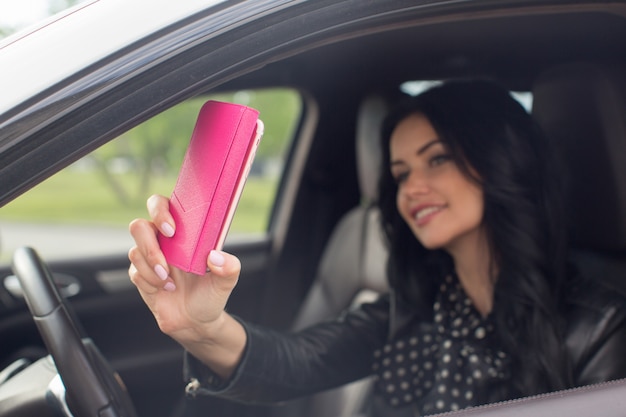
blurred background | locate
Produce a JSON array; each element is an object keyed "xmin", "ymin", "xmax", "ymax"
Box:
[{"xmin": 0, "ymin": 1, "xmax": 301, "ymax": 263}]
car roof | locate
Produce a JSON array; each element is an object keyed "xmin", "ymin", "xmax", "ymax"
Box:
[{"xmin": 0, "ymin": 0, "xmax": 226, "ymax": 113}]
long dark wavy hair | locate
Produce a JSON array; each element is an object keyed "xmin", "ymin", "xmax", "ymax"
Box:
[{"xmin": 377, "ymin": 80, "xmax": 573, "ymax": 398}]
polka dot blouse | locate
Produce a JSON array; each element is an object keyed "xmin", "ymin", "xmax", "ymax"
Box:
[{"xmin": 372, "ymin": 275, "xmax": 510, "ymax": 415}]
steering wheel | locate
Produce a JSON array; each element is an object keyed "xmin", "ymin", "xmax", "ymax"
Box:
[{"xmin": 11, "ymin": 246, "xmax": 138, "ymax": 417}]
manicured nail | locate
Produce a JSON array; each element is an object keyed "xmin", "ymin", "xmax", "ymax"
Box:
[
  {"xmin": 209, "ymin": 250, "xmax": 225, "ymax": 267},
  {"xmin": 163, "ymin": 282, "xmax": 176, "ymax": 292},
  {"xmin": 155, "ymin": 264, "xmax": 168, "ymax": 280},
  {"xmin": 161, "ymin": 222, "xmax": 175, "ymax": 237}
]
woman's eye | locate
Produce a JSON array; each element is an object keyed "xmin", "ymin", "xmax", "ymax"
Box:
[
  {"xmin": 392, "ymin": 171, "xmax": 408, "ymax": 184},
  {"xmin": 429, "ymin": 154, "xmax": 451, "ymax": 167}
]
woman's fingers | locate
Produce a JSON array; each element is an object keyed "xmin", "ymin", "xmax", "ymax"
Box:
[
  {"xmin": 206, "ymin": 250, "xmax": 241, "ymax": 294},
  {"xmin": 128, "ymin": 244, "xmax": 171, "ymax": 289},
  {"xmin": 128, "ymin": 217, "xmax": 175, "ymax": 291},
  {"xmin": 128, "ymin": 196, "xmax": 244, "ymax": 342},
  {"xmin": 128, "ymin": 262, "xmax": 159, "ymax": 295},
  {"xmin": 150, "ymin": 250, "xmax": 242, "ymax": 337},
  {"xmin": 129, "ymin": 217, "xmax": 165, "ymax": 265},
  {"xmin": 147, "ymin": 194, "xmax": 175, "ymax": 237}
]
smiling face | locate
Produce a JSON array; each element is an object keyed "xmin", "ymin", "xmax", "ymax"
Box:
[{"xmin": 390, "ymin": 112, "xmax": 485, "ymax": 253}]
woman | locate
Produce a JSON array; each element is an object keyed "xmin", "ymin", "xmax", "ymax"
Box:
[{"xmin": 128, "ymin": 80, "xmax": 626, "ymax": 416}]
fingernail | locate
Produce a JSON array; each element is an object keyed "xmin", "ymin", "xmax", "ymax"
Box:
[
  {"xmin": 161, "ymin": 222, "xmax": 175, "ymax": 237},
  {"xmin": 164, "ymin": 282, "xmax": 176, "ymax": 292},
  {"xmin": 155, "ymin": 264, "xmax": 168, "ymax": 280},
  {"xmin": 209, "ymin": 250, "xmax": 225, "ymax": 267}
]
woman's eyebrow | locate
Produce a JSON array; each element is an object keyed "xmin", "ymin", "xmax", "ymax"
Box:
[
  {"xmin": 390, "ymin": 160, "xmax": 406, "ymax": 169},
  {"xmin": 417, "ymin": 139, "xmax": 441, "ymax": 155},
  {"xmin": 390, "ymin": 139, "xmax": 442, "ymax": 166}
]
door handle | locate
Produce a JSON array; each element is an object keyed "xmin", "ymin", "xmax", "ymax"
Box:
[{"xmin": 4, "ymin": 272, "xmax": 81, "ymax": 299}]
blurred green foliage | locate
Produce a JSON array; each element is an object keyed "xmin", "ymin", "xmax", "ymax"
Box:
[
  {"xmin": 92, "ymin": 89, "xmax": 300, "ymax": 205},
  {"xmin": 0, "ymin": 88, "xmax": 301, "ymax": 233},
  {"xmin": 0, "ymin": 0, "xmax": 86, "ymax": 40}
]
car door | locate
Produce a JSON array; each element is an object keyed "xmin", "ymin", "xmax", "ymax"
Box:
[{"xmin": 0, "ymin": 85, "xmax": 306, "ymax": 417}]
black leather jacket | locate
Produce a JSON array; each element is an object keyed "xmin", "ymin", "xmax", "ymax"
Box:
[{"xmin": 184, "ymin": 281, "xmax": 626, "ymax": 412}]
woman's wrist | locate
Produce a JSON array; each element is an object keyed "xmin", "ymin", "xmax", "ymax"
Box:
[{"xmin": 181, "ymin": 313, "xmax": 247, "ymax": 380}]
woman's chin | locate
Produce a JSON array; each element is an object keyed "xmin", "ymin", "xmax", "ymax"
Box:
[{"xmin": 414, "ymin": 235, "xmax": 446, "ymax": 250}]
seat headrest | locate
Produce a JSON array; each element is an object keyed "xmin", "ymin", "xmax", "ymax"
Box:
[
  {"xmin": 355, "ymin": 95, "xmax": 389, "ymax": 204},
  {"xmin": 532, "ymin": 62, "xmax": 626, "ymax": 252}
]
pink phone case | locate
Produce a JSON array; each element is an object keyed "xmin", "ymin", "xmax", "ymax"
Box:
[{"xmin": 158, "ymin": 100, "xmax": 263, "ymax": 275}]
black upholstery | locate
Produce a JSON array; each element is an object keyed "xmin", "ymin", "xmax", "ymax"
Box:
[
  {"xmin": 532, "ymin": 62, "xmax": 626, "ymax": 252},
  {"xmin": 532, "ymin": 62, "xmax": 626, "ymax": 294}
]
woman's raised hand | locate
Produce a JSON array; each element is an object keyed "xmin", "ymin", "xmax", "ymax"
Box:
[{"xmin": 128, "ymin": 195, "xmax": 245, "ymax": 364}]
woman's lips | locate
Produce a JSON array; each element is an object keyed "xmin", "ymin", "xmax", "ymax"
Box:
[{"xmin": 412, "ymin": 205, "xmax": 445, "ymax": 226}]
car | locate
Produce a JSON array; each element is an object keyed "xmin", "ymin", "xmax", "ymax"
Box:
[{"xmin": 0, "ymin": 0, "xmax": 625, "ymax": 416}]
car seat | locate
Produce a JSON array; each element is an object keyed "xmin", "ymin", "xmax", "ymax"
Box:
[
  {"xmin": 273, "ymin": 95, "xmax": 391, "ymax": 417},
  {"xmin": 531, "ymin": 62, "xmax": 626, "ymax": 291},
  {"xmin": 292, "ymin": 95, "xmax": 390, "ymax": 329}
]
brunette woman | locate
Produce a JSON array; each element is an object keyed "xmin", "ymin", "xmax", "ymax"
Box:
[{"xmin": 128, "ymin": 80, "xmax": 626, "ymax": 416}]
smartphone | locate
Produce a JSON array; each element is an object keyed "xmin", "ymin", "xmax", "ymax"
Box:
[{"xmin": 158, "ymin": 100, "xmax": 263, "ymax": 275}]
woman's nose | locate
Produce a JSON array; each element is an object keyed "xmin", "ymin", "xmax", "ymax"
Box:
[{"xmin": 400, "ymin": 171, "xmax": 430, "ymax": 196}]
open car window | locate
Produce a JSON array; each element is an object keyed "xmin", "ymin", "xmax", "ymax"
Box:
[{"xmin": 0, "ymin": 88, "xmax": 302, "ymax": 264}]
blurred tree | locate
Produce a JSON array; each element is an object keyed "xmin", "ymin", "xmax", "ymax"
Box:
[
  {"xmin": 0, "ymin": 0, "xmax": 86, "ymax": 39},
  {"xmin": 49, "ymin": 0, "xmax": 84, "ymax": 14},
  {"xmin": 90, "ymin": 89, "xmax": 301, "ymax": 207}
]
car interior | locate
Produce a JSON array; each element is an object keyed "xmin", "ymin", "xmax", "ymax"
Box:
[
  {"xmin": 1, "ymin": 2, "xmax": 626, "ymax": 417},
  {"xmin": 189, "ymin": 9, "xmax": 626, "ymax": 416},
  {"xmin": 270, "ymin": 61, "xmax": 626, "ymax": 417}
]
